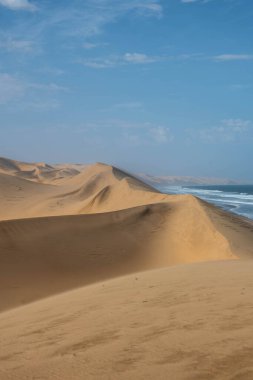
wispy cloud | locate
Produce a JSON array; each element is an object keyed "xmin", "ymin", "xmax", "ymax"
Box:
[
  {"xmin": 28, "ymin": 82, "xmax": 68, "ymax": 92},
  {"xmin": 109, "ymin": 102, "xmax": 143, "ymax": 110},
  {"xmin": 124, "ymin": 53, "xmax": 159, "ymax": 64},
  {"xmin": 214, "ymin": 54, "xmax": 253, "ymax": 62},
  {"xmin": 75, "ymin": 118, "xmax": 173, "ymax": 144},
  {"xmin": 221, "ymin": 118, "xmax": 250, "ymax": 132},
  {"xmin": 119, "ymin": 1, "xmax": 162, "ymax": 17},
  {"xmin": 17, "ymin": 99, "xmax": 60, "ymax": 110},
  {"xmin": 79, "ymin": 57, "xmax": 116, "ymax": 69},
  {"xmin": 99, "ymin": 101, "xmax": 143, "ymax": 115},
  {"xmin": 122, "ymin": 125, "xmax": 174, "ymax": 146},
  {"xmin": 0, "ymin": 0, "xmax": 163, "ymax": 59},
  {"xmin": 0, "ymin": 38, "xmax": 34, "ymax": 52},
  {"xmin": 0, "ymin": 73, "xmax": 24, "ymax": 104},
  {"xmin": 0, "ymin": 72, "xmax": 67, "ymax": 106},
  {"xmin": 0, "ymin": 0, "xmax": 36, "ymax": 11},
  {"xmin": 79, "ymin": 52, "xmax": 163, "ymax": 69},
  {"xmin": 196, "ymin": 119, "xmax": 251, "ymax": 142},
  {"xmin": 181, "ymin": 0, "xmax": 199, "ymax": 3},
  {"xmin": 82, "ymin": 41, "xmax": 109, "ymax": 50},
  {"xmin": 181, "ymin": 0, "xmax": 211, "ymax": 3},
  {"xmin": 64, "ymin": 118, "xmax": 173, "ymax": 147},
  {"xmin": 174, "ymin": 52, "xmax": 253, "ymax": 63},
  {"xmin": 42, "ymin": 1, "xmax": 162, "ymax": 38},
  {"xmin": 78, "ymin": 50, "xmax": 253, "ymax": 69},
  {"xmin": 149, "ymin": 126, "xmax": 173, "ymax": 143}
]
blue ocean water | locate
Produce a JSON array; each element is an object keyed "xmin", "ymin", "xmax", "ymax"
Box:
[{"xmin": 157, "ymin": 184, "xmax": 253, "ymax": 221}]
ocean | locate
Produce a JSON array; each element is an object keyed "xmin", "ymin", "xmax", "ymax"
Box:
[{"xmin": 157, "ymin": 184, "xmax": 253, "ymax": 221}]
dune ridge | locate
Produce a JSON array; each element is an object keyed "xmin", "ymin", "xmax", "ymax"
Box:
[
  {"xmin": 1, "ymin": 156, "xmax": 253, "ymax": 379},
  {"xmin": 0, "ymin": 158, "xmax": 166, "ymax": 220}
]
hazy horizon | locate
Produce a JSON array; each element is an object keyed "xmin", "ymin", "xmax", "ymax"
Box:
[{"xmin": 0, "ymin": 0, "xmax": 252, "ymax": 181}]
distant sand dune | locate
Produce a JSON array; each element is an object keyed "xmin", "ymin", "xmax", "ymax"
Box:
[{"xmin": 0, "ymin": 159, "xmax": 165, "ymax": 220}]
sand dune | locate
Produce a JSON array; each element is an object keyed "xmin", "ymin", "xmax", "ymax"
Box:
[
  {"xmin": 0, "ymin": 158, "xmax": 166, "ymax": 220},
  {"xmin": 1, "ymin": 156, "xmax": 253, "ymax": 379},
  {"xmin": 0, "ymin": 204, "xmax": 167, "ymax": 311},
  {"xmin": 0, "ymin": 156, "xmax": 82, "ymax": 184},
  {"xmin": 1, "ymin": 193, "xmax": 253, "ymax": 312},
  {"xmin": 1, "ymin": 260, "xmax": 253, "ymax": 380}
]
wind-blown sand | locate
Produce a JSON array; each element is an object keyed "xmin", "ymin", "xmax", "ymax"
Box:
[{"xmin": 1, "ymin": 156, "xmax": 253, "ymax": 379}]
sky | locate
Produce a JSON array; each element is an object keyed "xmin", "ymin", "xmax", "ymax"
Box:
[{"xmin": 0, "ymin": 0, "xmax": 252, "ymax": 180}]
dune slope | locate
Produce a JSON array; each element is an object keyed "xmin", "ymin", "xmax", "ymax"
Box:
[
  {"xmin": 0, "ymin": 203, "xmax": 167, "ymax": 311},
  {"xmin": 1, "ymin": 260, "xmax": 253, "ymax": 380},
  {"xmin": 1, "ymin": 194, "xmax": 253, "ymax": 312}
]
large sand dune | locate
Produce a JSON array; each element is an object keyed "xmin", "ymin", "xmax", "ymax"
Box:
[
  {"xmin": 1, "ymin": 194, "xmax": 253, "ymax": 312},
  {"xmin": 1, "ymin": 156, "xmax": 253, "ymax": 379},
  {"xmin": 0, "ymin": 158, "xmax": 166, "ymax": 220}
]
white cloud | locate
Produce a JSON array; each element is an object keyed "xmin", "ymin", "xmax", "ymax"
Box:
[
  {"xmin": 0, "ymin": 72, "xmax": 67, "ymax": 106},
  {"xmin": 28, "ymin": 82, "xmax": 68, "ymax": 92},
  {"xmin": 79, "ymin": 57, "xmax": 117, "ymax": 69},
  {"xmin": 124, "ymin": 53, "xmax": 158, "ymax": 64},
  {"xmin": 79, "ymin": 52, "xmax": 161, "ymax": 69},
  {"xmin": 176, "ymin": 53, "xmax": 253, "ymax": 63},
  {"xmin": 197, "ymin": 119, "xmax": 251, "ymax": 143},
  {"xmin": 0, "ymin": 38, "xmax": 34, "ymax": 52},
  {"xmin": 121, "ymin": 123, "xmax": 173, "ymax": 145},
  {"xmin": 181, "ymin": 0, "xmax": 211, "ymax": 3},
  {"xmin": 123, "ymin": 132, "xmax": 143, "ymax": 146},
  {"xmin": 0, "ymin": 73, "xmax": 24, "ymax": 104},
  {"xmin": 221, "ymin": 118, "xmax": 250, "ymax": 132},
  {"xmin": 79, "ymin": 51, "xmax": 253, "ymax": 70},
  {"xmin": 140, "ymin": 3, "xmax": 162, "ymax": 13},
  {"xmin": 58, "ymin": 118, "xmax": 174, "ymax": 146},
  {"xmin": 18, "ymin": 99, "xmax": 60, "ymax": 110},
  {"xmin": 175, "ymin": 52, "xmax": 253, "ymax": 63},
  {"xmin": 214, "ymin": 54, "xmax": 253, "ymax": 62},
  {"xmin": 82, "ymin": 42, "xmax": 98, "ymax": 50},
  {"xmin": 0, "ymin": 0, "xmax": 36, "ymax": 11},
  {"xmin": 0, "ymin": 0, "xmax": 163, "ymax": 61},
  {"xmin": 43, "ymin": 1, "xmax": 162, "ymax": 39},
  {"xmin": 149, "ymin": 126, "xmax": 173, "ymax": 143},
  {"xmin": 111, "ymin": 1, "xmax": 162, "ymax": 16}
]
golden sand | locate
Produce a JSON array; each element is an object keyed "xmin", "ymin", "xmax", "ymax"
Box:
[{"xmin": 0, "ymin": 156, "xmax": 253, "ymax": 379}]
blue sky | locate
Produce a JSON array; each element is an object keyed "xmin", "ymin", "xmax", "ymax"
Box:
[{"xmin": 0, "ymin": 0, "xmax": 252, "ymax": 180}]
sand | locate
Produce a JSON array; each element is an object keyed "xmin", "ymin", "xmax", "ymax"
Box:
[
  {"xmin": 0, "ymin": 156, "xmax": 253, "ymax": 379},
  {"xmin": 1, "ymin": 261, "xmax": 253, "ymax": 380}
]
